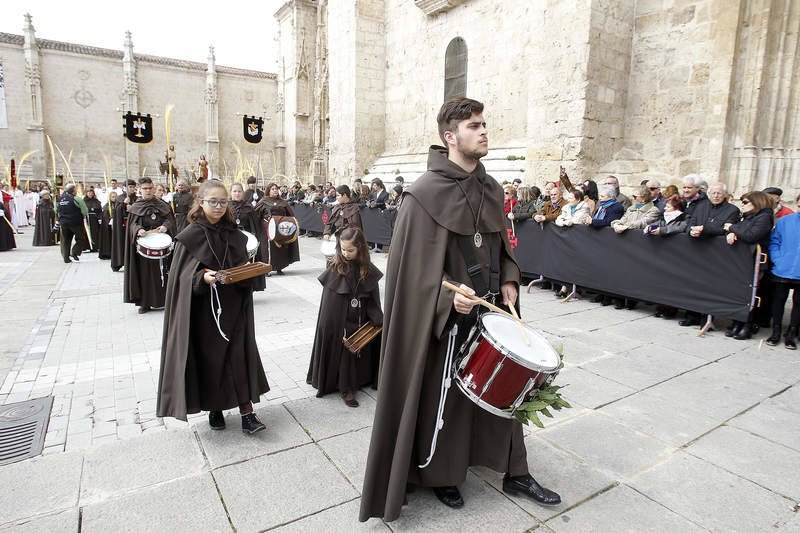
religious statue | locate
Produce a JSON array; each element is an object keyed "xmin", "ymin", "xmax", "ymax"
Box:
[
  {"xmin": 198, "ymin": 154, "xmax": 209, "ymax": 182},
  {"xmin": 158, "ymin": 145, "xmax": 179, "ymax": 178}
]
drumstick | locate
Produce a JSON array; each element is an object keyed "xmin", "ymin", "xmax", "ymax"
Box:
[
  {"xmin": 442, "ymin": 280, "xmax": 526, "ymax": 327},
  {"xmin": 506, "ymin": 300, "xmax": 531, "ymax": 346}
]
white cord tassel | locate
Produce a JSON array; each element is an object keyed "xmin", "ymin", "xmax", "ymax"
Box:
[
  {"xmin": 159, "ymin": 258, "xmax": 165, "ymax": 287},
  {"xmin": 419, "ymin": 323, "xmax": 458, "ymax": 469},
  {"xmin": 210, "ymin": 282, "xmax": 229, "ymax": 342}
]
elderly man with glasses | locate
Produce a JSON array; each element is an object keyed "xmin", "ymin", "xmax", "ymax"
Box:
[
  {"xmin": 604, "ymin": 176, "xmax": 631, "ymax": 209},
  {"xmin": 646, "ymin": 179, "xmax": 666, "ymax": 212}
]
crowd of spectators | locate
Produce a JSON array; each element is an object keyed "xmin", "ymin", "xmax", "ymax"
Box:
[{"xmin": 505, "ymin": 174, "xmax": 800, "ymax": 349}]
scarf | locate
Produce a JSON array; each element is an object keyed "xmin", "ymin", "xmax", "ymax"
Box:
[
  {"xmin": 664, "ymin": 210, "xmax": 683, "ymax": 224},
  {"xmin": 593, "ymin": 199, "xmax": 617, "ymax": 220}
]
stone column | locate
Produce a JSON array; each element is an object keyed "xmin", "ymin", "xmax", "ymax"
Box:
[
  {"xmin": 122, "ymin": 31, "xmax": 140, "ymax": 179},
  {"xmin": 205, "ymin": 46, "xmax": 220, "ymax": 177},
  {"xmin": 23, "ymin": 14, "xmax": 46, "ymax": 179},
  {"xmin": 311, "ymin": 0, "xmax": 329, "ymax": 181}
]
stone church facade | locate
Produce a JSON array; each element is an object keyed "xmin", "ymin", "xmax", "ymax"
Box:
[{"xmin": 277, "ymin": 0, "xmax": 799, "ymax": 197}]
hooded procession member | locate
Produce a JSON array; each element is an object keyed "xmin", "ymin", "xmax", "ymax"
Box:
[
  {"xmin": 0, "ymin": 198, "xmax": 15, "ymax": 251},
  {"xmin": 123, "ymin": 177, "xmax": 177, "ymax": 313},
  {"xmin": 111, "ymin": 179, "xmax": 137, "ymax": 272},
  {"xmin": 257, "ymin": 183, "xmax": 300, "ymax": 275},
  {"xmin": 32, "ymin": 191, "xmax": 56, "ymax": 247},
  {"xmin": 359, "ymin": 98, "xmax": 560, "ymax": 523},
  {"xmin": 98, "ymin": 191, "xmax": 116, "ymax": 259},
  {"xmin": 83, "ymin": 187, "xmax": 102, "ymax": 252},
  {"xmin": 307, "ymin": 227, "xmax": 382, "ymax": 407},
  {"xmin": 172, "ymin": 179, "xmax": 194, "ymax": 234},
  {"xmin": 323, "ymin": 185, "xmax": 364, "ymax": 241},
  {"xmin": 229, "ymin": 182, "xmax": 268, "ymax": 291},
  {"xmin": 157, "ymin": 180, "xmax": 269, "ymax": 434}
]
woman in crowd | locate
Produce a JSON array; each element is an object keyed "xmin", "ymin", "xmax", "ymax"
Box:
[
  {"xmin": 98, "ymin": 191, "xmax": 116, "ymax": 260},
  {"xmin": 230, "ymin": 183, "xmax": 268, "ymax": 291},
  {"xmin": 83, "ymin": 187, "xmax": 102, "ymax": 252},
  {"xmin": 555, "ymin": 189, "xmax": 591, "ymax": 227},
  {"xmin": 258, "ymin": 182, "xmax": 301, "ymax": 275},
  {"xmin": 583, "ymin": 185, "xmax": 624, "ymax": 228},
  {"xmin": 32, "ymin": 190, "xmax": 56, "ymax": 247},
  {"xmin": 581, "ymin": 180, "xmax": 599, "ymax": 215},
  {"xmin": 323, "ymin": 187, "xmax": 337, "ymax": 205},
  {"xmin": 503, "ymin": 185, "xmax": 517, "ymax": 214},
  {"xmin": 0, "ymin": 196, "xmax": 15, "ymax": 251},
  {"xmin": 723, "ymin": 191, "xmax": 774, "ymax": 340},
  {"xmin": 324, "ymin": 185, "xmax": 363, "ymax": 240},
  {"xmin": 766, "ymin": 197, "xmax": 799, "ymax": 349},
  {"xmin": 663, "ymin": 184, "xmax": 680, "ymax": 199},
  {"xmin": 647, "ymin": 194, "xmax": 687, "ymax": 237},
  {"xmin": 509, "ymin": 186, "xmax": 538, "ymax": 221},
  {"xmin": 357, "ymin": 184, "xmax": 371, "ymax": 208},
  {"xmin": 611, "ymin": 185, "xmax": 660, "ymax": 233},
  {"xmin": 157, "ymin": 180, "xmax": 269, "ymax": 434},
  {"xmin": 307, "ymin": 227, "xmax": 382, "ymax": 407},
  {"xmin": 385, "ymin": 185, "xmax": 404, "ymax": 210}
]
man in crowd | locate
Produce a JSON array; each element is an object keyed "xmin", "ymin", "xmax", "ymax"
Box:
[
  {"xmin": 681, "ymin": 174, "xmax": 707, "ymax": 219},
  {"xmin": 605, "ymin": 176, "xmax": 631, "ymax": 209},
  {"xmin": 360, "ymin": 97, "xmax": 560, "ymax": 523},
  {"xmin": 687, "ymin": 182, "xmax": 740, "ymax": 239},
  {"xmin": 368, "ymin": 178, "xmax": 388, "ymax": 209},
  {"xmin": 56, "ymin": 183, "xmax": 89, "ymax": 263},
  {"xmin": 513, "ymin": 177, "xmax": 523, "ymax": 191},
  {"xmin": 533, "ymin": 185, "xmax": 564, "ymax": 223},
  {"xmin": 763, "ymin": 187, "xmax": 794, "ymax": 219},
  {"xmin": 395, "ymin": 175, "xmax": 405, "ymax": 189},
  {"xmin": 647, "ymin": 179, "xmax": 665, "ymax": 212}
]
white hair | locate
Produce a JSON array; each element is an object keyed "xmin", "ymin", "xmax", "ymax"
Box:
[
  {"xmin": 599, "ymin": 184, "xmax": 617, "ymax": 198},
  {"xmin": 682, "ymin": 174, "xmax": 701, "ymax": 186},
  {"xmin": 646, "ymin": 179, "xmax": 661, "ymax": 188},
  {"xmin": 710, "ymin": 182, "xmax": 728, "ymax": 193}
]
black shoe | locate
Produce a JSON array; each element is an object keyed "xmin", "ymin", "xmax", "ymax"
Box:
[
  {"xmin": 241, "ymin": 412, "xmax": 266, "ymax": 434},
  {"xmin": 601, "ymin": 296, "xmax": 612, "ymax": 307},
  {"xmin": 733, "ymin": 322, "xmax": 752, "ymax": 340},
  {"xmin": 786, "ymin": 327, "xmax": 797, "ymax": 350},
  {"xmin": 432, "ymin": 486, "xmax": 463, "ymax": 509},
  {"xmin": 591, "ymin": 294, "xmax": 604, "ymax": 303},
  {"xmin": 726, "ymin": 321, "xmax": 742, "ymax": 338},
  {"xmin": 655, "ymin": 311, "xmax": 664, "ymax": 318},
  {"xmin": 614, "ymin": 299, "xmax": 625, "ymax": 310},
  {"xmin": 70, "ymin": 254, "xmax": 80, "ymax": 262},
  {"xmin": 679, "ymin": 318, "xmax": 701, "ymax": 327},
  {"xmin": 503, "ymin": 473, "xmax": 561, "ymax": 506},
  {"xmin": 540, "ymin": 282, "xmax": 552, "ymax": 290},
  {"xmin": 751, "ymin": 323, "xmax": 760, "ymax": 334},
  {"xmin": 63, "ymin": 258, "xmax": 72, "ymax": 264},
  {"xmin": 138, "ymin": 306, "xmax": 150, "ymax": 314},
  {"xmin": 111, "ymin": 267, "xmax": 121, "ymax": 272},
  {"xmin": 766, "ymin": 325, "xmax": 782, "ymax": 346},
  {"xmin": 276, "ymin": 270, "xmax": 285, "ymax": 276},
  {"xmin": 209, "ymin": 410, "xmax": 225, "ymax": 430},
  {"xmin": 626, "ymin": 300, "xmax": 638, "ymax": 310}
]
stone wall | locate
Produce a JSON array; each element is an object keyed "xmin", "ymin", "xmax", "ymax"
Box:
[{"xmin": 0, "ymin": 32, "xmax": 277, "ymax": 186}]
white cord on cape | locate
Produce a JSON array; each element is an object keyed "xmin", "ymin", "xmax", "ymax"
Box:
[
  {"xmin": 209, "ymin": 282, "xmax": 229, "ymax": 342},
  {"xmin": 159, "ymin": 258, "xmax": 165, "ymax": 287},
  {"xmin": 418, "ymin": 323, "xmax": 458, "ymax": 469}
]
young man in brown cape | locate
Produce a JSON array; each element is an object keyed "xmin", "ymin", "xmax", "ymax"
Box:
[
  {"xmin": 111, "ymin": 179, "xmax": 137, "ymax": 272},
  {"xmin": 359, "ymin": 98, "xmax": 560, "ymax": 522},
  {"xmin": 123, "ymin": 177, "xmax": 176, "ymax": 314}
]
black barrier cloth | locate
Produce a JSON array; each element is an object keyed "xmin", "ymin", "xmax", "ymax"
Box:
[
  {"xmin": 506, "ymin": 221, "xmax": 755, "ymax": 322},
  {"xmin": 292, "ymin": 204, "xmax": 397, "ymax": 245}
]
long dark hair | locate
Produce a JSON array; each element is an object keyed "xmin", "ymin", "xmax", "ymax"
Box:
[
  {"xmin": 187, "ymin": 181, "xmax": 234, "ymax": 224},
  {"xmin": 330, "ymin": 227, "xmax": 371, "ymax": 280}
]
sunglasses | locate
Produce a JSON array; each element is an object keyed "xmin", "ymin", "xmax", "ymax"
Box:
[
  {"xmin": 648, "ymin": 187, "xmax": 659, "ymax": 191},
  {"xmin": 504, "ymin": 192, "xmax": 511, "ymax": 195},
  {"xmin": 741, "ymin": 199, "xmax": 750, "ymax": 205},
  {"xmin": 202, "ymin": 199, "xmax": 229, "ymax": 208}
]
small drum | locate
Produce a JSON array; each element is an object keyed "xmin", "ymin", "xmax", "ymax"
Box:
[
  {"xmin": 240, "ymin": 230, "xmax": 258, "ymax": 260},
  {"xmin": 454, "ymin": 312, "xmax": 561, "ymax": 419},
  {"xmin": 136, "ymin": 232, "xmax": 173, "ymax": 259},
  {"xmin": 320, "ymin": 239, "xmax": 337, "ymax": 258},
  {"xmin": 267, "ymin": 215, "xmax": 299, "ymax": 246}
]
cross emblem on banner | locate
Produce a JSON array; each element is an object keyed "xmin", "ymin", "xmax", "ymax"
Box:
[
  {"xmin": 507, "ymin": 228, "xmax": 518, "ymax": 249},
  {"xmin": 133, "ymin": 118, "xmax": 147, "ymax": 138}
]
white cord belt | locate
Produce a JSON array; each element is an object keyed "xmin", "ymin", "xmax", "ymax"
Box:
[
  {"xmin": 209, "ymin": 283, "xmax": 229, "ymax": 342},
  {"xmin": 419, "ymin": 323, "xmax": 458, "ymax": 469}
]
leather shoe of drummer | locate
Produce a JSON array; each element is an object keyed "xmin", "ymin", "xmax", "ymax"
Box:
[
  {"xmin": 432, "ymin": 486, "xmax": 464, "ymax": 509},
  {"xmin": 503, "ymin": 473, "xmax": 561, "ymax": 506}
]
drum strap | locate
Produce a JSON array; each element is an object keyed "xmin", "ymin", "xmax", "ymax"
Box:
[{"xmin": 456, "ymin": 233, "xmax": 500, "ymax": 298}]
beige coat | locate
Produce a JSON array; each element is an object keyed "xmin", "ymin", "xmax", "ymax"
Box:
[
  {"xmin": 611, "ymin": 201, "xmax": 660, "ymax": 230},
  {"xmin": 555, "ymin": 201, "xmax": 591, "ymax": 226}
]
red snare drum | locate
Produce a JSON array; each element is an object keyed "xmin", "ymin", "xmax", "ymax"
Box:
[{"xmin": 454, "ymin": 312, "xmax": 561, "ymax": 418}]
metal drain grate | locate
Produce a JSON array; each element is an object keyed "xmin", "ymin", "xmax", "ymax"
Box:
[{"xmin": 0, "ymin": 396, "xmax": 53, "ymax": 465}]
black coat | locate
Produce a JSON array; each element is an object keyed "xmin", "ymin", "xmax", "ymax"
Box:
[
  {"xmin": 32, "ymin": 198, "xmax": 56, "ymax": 247},
  {"xmin": 730, "ymin": 207, "xmax": 773, "ymax": 250},
  {"xmin": 98, "ymin": 203, "xmax": 113, "ymax": 259},
  {"xmin": 84, "ymin": 197, "xmax": 103, "ymax": 251},
  {"xmin": 590, "ymin": 201, "xmax": 625, "ymax": 227},
  {"xmin": 0, "ymin": 201, "xmax": 15, "ymax": 251},
  {"xmin": 688, "ymin": 198, "xmax": 741, "ymax": 236}
]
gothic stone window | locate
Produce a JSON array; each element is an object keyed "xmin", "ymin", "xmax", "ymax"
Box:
[{"xmin": 444, "ymin": 37, "xmax": 467, "ymax": 101}]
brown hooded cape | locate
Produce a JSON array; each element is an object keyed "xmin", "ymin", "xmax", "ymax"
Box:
[
  {"xmin": 111, "ymin": 193, "xmax": 136, "ymax": 271},
  {"xmin": 258, "ymin": 197, "xmax": 300, "ymax": 272},
  {"xmin": 359, "ymin": 146, "xmax": 529, "ymax": 522},
  {"xmin": 172, "ymin": 190, "xmax": 195, "ymax": 234},
  {"xmin": 32, "ymin": 197, "xmax": 56, "ymax": 247},
  {"xmin": 123, "ymin": 198, "xmax": 176, "ymax": 308},
  {"xmin": 324, "ymin": 201, "xmax": 363, "ymax": 238},
  {"xmin": 157, "ymin": 219, "xmax": 269, "ymax": 420}
]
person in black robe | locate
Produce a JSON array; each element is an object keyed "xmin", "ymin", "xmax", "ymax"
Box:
[
  {"xmin": 242, "ymin": 176, "xmax": 264, "ymax": 207},
  {"xmin": 230, "ymin": 183, "xmax": 267, "ymax": 291},
  {"xmin": 98, "ymin": 191, "xmax": 116, "ymax": 260},
  {"xmin": 112, "ymin": 180, "xmax": 137, "ymax": 272},
  {"xmin": 308, "ymin": 227, "xmax": 382, "ymax": 407},
  {"xmin": 0, "ymin": 199, "xmax": 15, "ymax": 251},
  {"xmin": 83, "ymin": 187, "xmax": 102, "ymax": 252},
  {"xmin": 257, "ymin": 183, "xmax": 300, "ymax": 275},
  {"xmin": 322, "ymin": 185, "xmax": 363, "ymax": 241},
  {"xmin": 32, "ymin": 191, "xmax": 57, "ymax": 247},
  {"xmin": 123, "ymin": 177, "xmax": 177, "ymax": 313},
  {"xmin": 157, "ymin": 180, "xmax": 269, "ymax": 434},
  {"xmin": 172, "ymin": 179, "xmax": 194, "ymax": 234}
]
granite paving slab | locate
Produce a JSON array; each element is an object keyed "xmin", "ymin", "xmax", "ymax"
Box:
[
  {"xmin": 317, "ymin": 426, "xmax": 372, "ymax": 492},
  {"xmin": 213, "ymin": 444, "xmax": 357, "ymax": 533},
  {"xmin": 80, "ymin": 474, "xmax": 231, "ymax": 533},
  {"xmin": 80, "ymin": 429, "xmax": 205, "ymax": 504},
  {"xmin": 771, "ymin": 385, "xmax": 800, "ymax": 414},
  {"xmin": 554, "ymin": 367, "xmax": 637, "ymax": 409},
  {"xmin": 0, "ymin": 509, "xmax": 79, "ymax": 533},
  {"xmin": 630, "ymin": 452, "xmax": 795, "ymax": 532},
  {"xmin": 283, "ymin": 393, "xmax": 377, "ymax": 441},
  {"xmin": 717, "ymin": 348, "xmax": 800, "ymax": 385},
  {"xmin": 195, "ymin": 405, "xmax": 312, "ymax": 468},
  {"xmin": 728, "ymin": 398, "xmax": 800, "ymax": 453},
  {"xmin": 270, "ymin": 499, "xmax": 390, "ymax": 532}
]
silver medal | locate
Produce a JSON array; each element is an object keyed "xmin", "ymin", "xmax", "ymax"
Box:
[
  {"xmin": 151, "ymin": 213, "xmax": 157, "ymax": 220},
  {"xmin": 351, "ymin": 298, "xmax": 359, "ymax": 308},
  {"xmin": 236, "ymin": 218, "xmax": 240, "ymax": 225},
  {"xmin": 474, "ymin": 232, "xmax": 482, "ymax": 248}
]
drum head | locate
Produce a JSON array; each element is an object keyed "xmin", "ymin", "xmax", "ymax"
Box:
[
  {"xmin": 139, "ymin": 232, "xmax": 172, "ymax": 248},
  {"xmin": 480, "ymin": 313, "xmax": 560, "ymax": 370},
  {"xmin": 267, "ymin": 217, "xmax": 277, "ymax": 240},
  {"xmin": 320, "ymin": 239, "xmax": 337, "ymax": 257},
  {"xmin": 278, "ymin": 219, "xmax": 297, "ymax": 236},
  {"xmin": 240, "ymin": 230, "xmax": 258, "ymax": 255}
]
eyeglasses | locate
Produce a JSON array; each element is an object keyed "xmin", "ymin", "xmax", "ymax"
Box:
[
  {"xmin": 202, "ymin": 199, "xmax": 229, "ymax": 208},
  {"xmin": 648, "ymin": 187, "xmax": 659, "ymax": 191},
  {"xmin": 504, "ymin": 192, "xmax": 511, "ymax": 195},
  {"xmin": 741, "ymin": 199, "xmax": 750, "ymax": 205}
]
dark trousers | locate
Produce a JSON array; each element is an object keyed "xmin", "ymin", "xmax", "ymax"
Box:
[
  {"xmin": 60, "ymin": 225, "xmax": 88, "ymax": 261},
  {"xmin": 772, "ymin": 281, "xmax": 800, "ymax": 329}
]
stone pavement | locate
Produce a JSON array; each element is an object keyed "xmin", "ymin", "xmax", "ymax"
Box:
[{"xmin": 0, "ymin": 230, "xmax": 798, "ymax": 532}]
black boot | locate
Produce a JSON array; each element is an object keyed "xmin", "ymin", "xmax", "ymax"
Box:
[
  {"xmin": 726, "ymin": 321, "xmax": 742, "ymax": 338},
  {"xmin": 432, "ymin": 486, "xmax": 464, "ymax": 509},
  {"xmin": 241, "ymin": 412, "xmax": 266, "ymax": 434},
  {"xmin": 785, "ymin": 326, "xmax": 797, "ymax": 350},
  {"xmin": 766, "ymin": 325, "xmax": 782, "ymax": 346},
  {"xmin": 208, "ymin": 410, "xmax": 225, "ymax": 430},
  {"xmin": 733, "ymin": 322, "xmax": 752, "ymax": 340}
]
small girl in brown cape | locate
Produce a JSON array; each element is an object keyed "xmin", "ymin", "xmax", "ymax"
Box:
[{"xmin": 307, "ymin": 227, "xmax": 382, "ymax": 407}]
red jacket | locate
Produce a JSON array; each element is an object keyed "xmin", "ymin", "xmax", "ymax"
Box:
[
  {"xmin": 776, "ymin": 205, "xmax": 794, "ymax": 219},
  {"xmin": 504, "ymin": 197, "xmax": 517, "ymax": 214}
]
